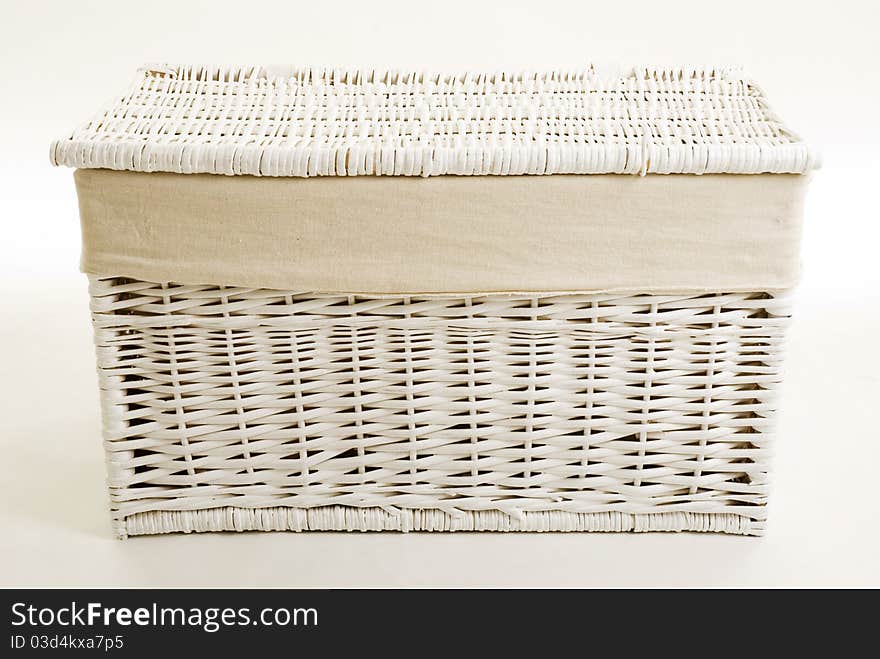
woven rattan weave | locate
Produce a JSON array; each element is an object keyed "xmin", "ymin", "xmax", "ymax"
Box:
[
  {"xmin": 91, "ymin": 277, "xmax": 790, "ymax": 537},
  {"xmin": 51, "ymin": 64, "xmax": 816, "ymax": 177}
]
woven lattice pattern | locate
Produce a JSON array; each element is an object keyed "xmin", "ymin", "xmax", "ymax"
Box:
[
  {"xmin": 52, "ymin": 64, "xmax": 815, "ymax": 176},
  {"xmin": 90, "ymin": 277, "xmax": 791, "ymax": 537}
]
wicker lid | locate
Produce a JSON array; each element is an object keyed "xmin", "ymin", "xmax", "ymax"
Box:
[{"xmin": 51, "ymin": 64, "xmax": 817, "ymax": 177}]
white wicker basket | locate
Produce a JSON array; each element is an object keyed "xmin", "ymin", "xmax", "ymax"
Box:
[{"xmin": 53, "ymin": 64, "xmax": 815, "ymax": 537}]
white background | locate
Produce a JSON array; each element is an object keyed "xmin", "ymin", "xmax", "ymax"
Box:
[{"xmin": 1, "ymin": 0, "xmax": 878, "ymax": 586}]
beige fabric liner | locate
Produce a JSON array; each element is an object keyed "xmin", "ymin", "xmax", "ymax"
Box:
[{"xmin": 74, "ymin": 169, "xmax": 807, "ymax": 294}]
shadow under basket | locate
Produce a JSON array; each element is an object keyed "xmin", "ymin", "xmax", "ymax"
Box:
[{"xmin": 89, "ymin": 276, "xmax": 790, "ymax": 538}]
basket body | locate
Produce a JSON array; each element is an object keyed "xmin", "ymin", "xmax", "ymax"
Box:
[
  {"xmin": 90, "ymin": 277, "xmax": 790, "ymax": 537},
  {"xmin": 52, "ymin": 64, "xmax": 813, "ymax": 538}
]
